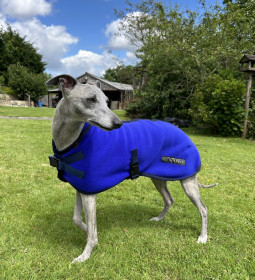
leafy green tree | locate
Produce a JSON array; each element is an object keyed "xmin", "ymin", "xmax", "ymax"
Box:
[
  {"xmin": 189, "ymin": 71, "xmax": 246, "ymax": 136},
  {"xmin": 0, "ymin": 26, "xmax": 46, "ymax": 82},
  {"xmin": 8, "ymin": 64, "xmax": 48, "ymax": 102},
  {"xmin": 121, "ymin": 1, "xmax": 201, "ymax": 119},
  {"xmin": 103, "ymin": 68, "xmax": 118, "ymax": 82},
  {"xmin": 118, "ymin": 0, "xmax": 255, "ymax": 136},
  {"xmin": 103, "ymin": 64, "xmax": 134, "ymax": 84}
]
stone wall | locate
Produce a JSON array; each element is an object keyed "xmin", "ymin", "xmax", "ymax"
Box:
[{"xmin": 0, "ymin": 94, "xmax": 29, "ymax": 107}]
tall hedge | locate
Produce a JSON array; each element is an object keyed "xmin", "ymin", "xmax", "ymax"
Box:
[{"xmin": 189, "ymin": 72, "xmax": 246, "ymax": 136}]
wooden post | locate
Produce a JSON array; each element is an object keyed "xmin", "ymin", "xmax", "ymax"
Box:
[
  {"xmin": 133, "ymin": 69, "xmax": 137, "ymax": 91},
  {"xmin": 121, "ymin": 91, "xmax": 124, "ymax": 109},
  {"xmin": 24, "ymin": 93, "xmax": 31, "ymax": 107},
  {"xmin": 242, "ymin": 72, "xmax": 253, "ymax": 139},
  {"xmin": 138, "ymin": 72, "xmax": 143, "ymax": 93}
]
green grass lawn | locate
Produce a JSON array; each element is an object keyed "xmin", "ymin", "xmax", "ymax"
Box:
[
  {"xmin": 0, "ymin": 106, "xmax": 56, "ymax": 118},
  {"xmin": 0, "ymin": 106, "xmax": 128, "ymax": 120},
  {"xmin": 0, "ymin": 107, "xmax": 254, "ymax": 279}
]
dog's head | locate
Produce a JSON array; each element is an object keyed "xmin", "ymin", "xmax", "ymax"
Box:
[{"xmin": 46, "ymin": 74, "xmax": 122, "ymax": 131}]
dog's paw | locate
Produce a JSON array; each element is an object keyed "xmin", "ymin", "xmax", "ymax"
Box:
[
  {"xmin": 71, "ymin": 257, "xmax": 83, "ymax": 264},
  {"xmin": 71, "ymin": 254, "xmax": 90, "ymax": 264},
  {"xmin": 197, "ymin": 235, "xmax": 207, "ymax": 244},
  {"xmin": 149, "ymin": 216, "xmax": 162, "ymax": 222}
]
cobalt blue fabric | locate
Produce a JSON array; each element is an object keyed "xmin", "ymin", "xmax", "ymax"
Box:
[{"xmin": 51, "ymin": 120, "xmax": 201, "ymax": 194}]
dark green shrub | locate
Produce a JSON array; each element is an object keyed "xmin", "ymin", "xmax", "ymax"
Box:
[
  {"xmin": 125, "ymin": 97, "xmax": 160, "ymax": 119},
  {"xmin": 189, "ymin": 72, "xmax": 246, "ymax": 136},
  {"xmin": 126, "ymin": 87, "xmax": 191, "ymax": 120},
  {"xmin": 8, "ymin": 64, "xmax": 48, "ymax": 102}
]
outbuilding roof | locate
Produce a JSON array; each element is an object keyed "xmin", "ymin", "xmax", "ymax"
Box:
[{"xmin": 76, "ymin": 72, "xmax": 133, "ymax": 91}]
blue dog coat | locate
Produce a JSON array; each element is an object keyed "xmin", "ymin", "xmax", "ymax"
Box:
[{"xmin": 49, "ymin": 120, "xmax": 201, "ymax": 194}]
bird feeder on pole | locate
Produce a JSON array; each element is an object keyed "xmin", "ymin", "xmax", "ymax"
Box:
[{"xmin": 239, "ymin": 54, "xmax": 255, "ymax": 138}]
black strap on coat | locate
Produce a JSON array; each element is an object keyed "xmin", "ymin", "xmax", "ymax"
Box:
[
  {"xmin": 49, "ymin": 125, "xmax": 91, "ymax": 182},
  {"xmin": 49, "ymin": 151, "xmax": 85, "ymax": 180},
  {"xmin": 130, "ymin": 149, "xmax": 140, "ymax": 180}
]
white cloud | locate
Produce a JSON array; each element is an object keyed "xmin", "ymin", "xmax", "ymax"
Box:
[
  {"xmin": 0, "ymin": 13, "xmax": 8, "ymax": 28},
  {"xmin": 105, "ymin": 12, "xmax": 144, "ymax": 51},
  {"xmin": 11, "ymin": 18, "xmax": 78, "ymax": 71},
  {"xmin": 61, "ymin": 50, "xmax": 119, "ymax": 77},
  {"xmin": 104, "ymin": 12, "xmax": 143, "ymax": 68},
  {"xmin": 0, "ymin": 0, "xmax": 78, "ymax": 73},
  {"xmin": 0, "ymin": 0, "xmax": 51, "ymax": 20},
  {"xmin": 123, "ymin": 51, "xmax": 139, "ymax": 66},
  {"xmin": 0, "ymin": 1, "xmax": 139, "ymax": 77},
  {"xmin": 105, "ymin": 19, "xmax": 131, "ymax": 50}
]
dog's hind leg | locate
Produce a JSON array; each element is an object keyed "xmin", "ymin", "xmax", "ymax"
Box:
[
  {"xmin": 72, "ymin": 191, "xmax": 87, "ymax": 233},
  {"xmin": 150, "ymin": 178, "xmax": 174, "ymax": 221},
  {"xmin": 72, "ymin": 194, "xmax": 98, "ymax": 263},
  {"xmin": 180, "ymin": 175, "xmax": 208, "ymax": 244}
]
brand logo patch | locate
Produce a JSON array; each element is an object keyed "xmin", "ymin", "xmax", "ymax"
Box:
[{"xmin": 161, "ymin": 156, "xmax": 186, "ymax": 166}]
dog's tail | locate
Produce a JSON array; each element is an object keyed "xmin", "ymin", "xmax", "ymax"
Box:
[{"xmin": 198, "ymin": 182, "xmax": 218, "ymax": 188}]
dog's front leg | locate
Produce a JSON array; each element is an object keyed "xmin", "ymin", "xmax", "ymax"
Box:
[
  {"xmin": 73, "ymin": 191, "xmax": 87, "ymax": 233},
  {"xmin": 72, "ymin": 194, "xmax": 98, "ymax": 263}
]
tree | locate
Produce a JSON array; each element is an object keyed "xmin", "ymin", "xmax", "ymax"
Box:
[
  {"xmin": 103, "ymin": 64, "xmax": 134, "ymax": 84},
  {"xmin": 0, "ymin": 26, "xmax": 46, "ymax": 82},
  {"xmin": 8, "ymin": 64, "xmax": 48, "ymax": 102},
  {"xmin": 189, "ymin": 71, "xmax": 246, "ymax": 136},
  {"xmin": 118, "ymin": 1, "xmax": 201, "ymax": 119},
  {"xmin": 117, "ymin": 0, "xmax": 255, "ymax": 136}
]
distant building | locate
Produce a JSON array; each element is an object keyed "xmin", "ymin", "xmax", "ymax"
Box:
[
  {"xmin": 42, "ymin": 89, "xmax": 62, "ymax": 108},
  {"xmin": 77, "ymin": 72, "xmax": 133, "ymax": 109},
  {"xmin": 44, "ymin": 72, "xmax": 134, "ymax": 109}
]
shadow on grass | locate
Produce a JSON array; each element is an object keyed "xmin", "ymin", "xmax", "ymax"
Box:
[
  {"xmin": 182, "ymin": 126, "xmax": 217, "ymax": 137},
  {"xmin": 30, "ymin": 201, "xmax": 198, "ymax": 249}
]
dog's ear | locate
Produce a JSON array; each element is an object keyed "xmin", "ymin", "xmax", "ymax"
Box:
[
  {"xmin": 46, "ymin": 74, "xmax": 77, "ymax": 90},
  {"xmin": 96, "ymin": 81, "xmax": 101, "ymax": 88}
]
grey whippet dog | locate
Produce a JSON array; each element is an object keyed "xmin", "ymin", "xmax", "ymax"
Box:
[{"xmin": 46, "ymin": 74, "xmax": 217, "ymax": 263}]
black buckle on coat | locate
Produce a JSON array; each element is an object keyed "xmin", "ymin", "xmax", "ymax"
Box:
[
  {"xmin": 49, "ymin": 155, "xmax": 59, "ymax": 168},
  {"xmin": 49, "ymin": 153, "xmax": 85, "ymax": 180},
  {"xmin": 130, "ymin": 149, "xmax": 140, "ymax": 180},
  {"xmin": 130, "ymin": 163, "xmax": 140, "ymax": 180}
]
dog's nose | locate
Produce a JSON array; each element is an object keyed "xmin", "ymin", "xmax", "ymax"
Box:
[{"xmin": 113, "ymin": 119, "xmax": 123, "ymax": 129}]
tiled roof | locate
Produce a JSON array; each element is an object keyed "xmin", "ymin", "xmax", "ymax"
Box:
[{"xmin": 77, "ymin": 72, "xmax": 133, "ymax": 91}]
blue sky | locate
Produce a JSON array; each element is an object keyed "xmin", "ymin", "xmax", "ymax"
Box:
[{"xmin": 0, "ymin": 0, "xmax": 221, "ymax": 77}]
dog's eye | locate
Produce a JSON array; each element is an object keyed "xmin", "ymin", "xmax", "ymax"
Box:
[{"xmin": 87, "ymin": 97, "xmax": 96, "ymax": 103}]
